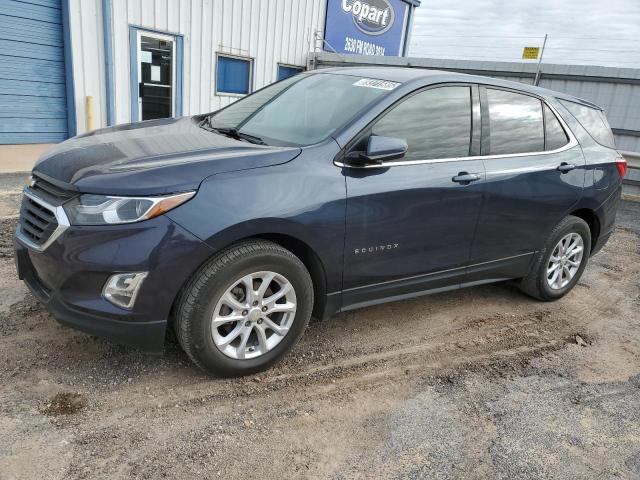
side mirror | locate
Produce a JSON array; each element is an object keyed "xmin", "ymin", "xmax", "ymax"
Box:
[{"xmin": 347, "ymin": 135, "xmax": 408, "ymax": 166}]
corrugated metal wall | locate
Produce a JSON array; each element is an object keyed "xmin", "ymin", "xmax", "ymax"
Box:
[
  {"xmin": 311, "ymin": 52, "xmax": 640, "ymax": 154},
  {"xmin": 69, "ymin": 0, "xmax": 327, "ymax": 134},
  {"xmin": 68, "ymin": 0, "xmax": 106, "ymax": 135},
  {"xmin": 542, "ymin": 75, "xmax": 640, "ymax": 153},
  {"xmin": 0, "ymin": 0, "xmax": 68, "ymax": 144}
]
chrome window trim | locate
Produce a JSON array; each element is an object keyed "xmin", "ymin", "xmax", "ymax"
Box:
[
  {"xmin": 16, "ymin": 189, "xmax": 70, "ymax": 252},
  {"xmin": 335, "ymin": 90, "xmax": 578, "ymax": 169}
]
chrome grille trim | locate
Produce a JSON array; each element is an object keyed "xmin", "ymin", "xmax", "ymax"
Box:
[{"xmin": 16, "ymin": 189, "xmax": 70, "ymax": 252}]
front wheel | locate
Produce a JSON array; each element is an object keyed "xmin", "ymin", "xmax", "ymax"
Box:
[
  {"xmin": 519, "ymin": 215, "xmax": 591, "ymax": 301},
  {"xmin": 175, "ymin": 240, "xmax": 313, "ymax": 376}
]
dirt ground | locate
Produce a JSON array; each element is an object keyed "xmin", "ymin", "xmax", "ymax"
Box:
[{"xmin": 1, "ymin": 175, "xmax": 639, "ymax": 479}]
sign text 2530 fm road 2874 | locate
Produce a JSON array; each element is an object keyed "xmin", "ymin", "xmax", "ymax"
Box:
[{"xmin": 323, "ymin": 0, "xmax": 415, "ymax": 56}]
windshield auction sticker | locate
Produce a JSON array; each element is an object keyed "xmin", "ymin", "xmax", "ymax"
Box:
[{"xmin": 353, "ymin": 78, "xmax": 400, "ymax": 90}]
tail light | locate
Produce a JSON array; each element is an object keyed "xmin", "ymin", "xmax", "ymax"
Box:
[{"xmin": 615, "ymin": 156, "xmax": 627, "ymax": 178}]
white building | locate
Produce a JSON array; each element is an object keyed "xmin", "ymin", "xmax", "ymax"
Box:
[{"xmin": 0, "ymin": 0, "xmax": 420, "ymax": 170}]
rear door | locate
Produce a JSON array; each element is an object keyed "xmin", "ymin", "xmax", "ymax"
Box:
[
  {"xmin": 341, "ymin": 84, "xmax": 485, "ymax": 309},
  {"xmin": 467, "ymin": 87, "xmax": 585, "ymax": 283}
]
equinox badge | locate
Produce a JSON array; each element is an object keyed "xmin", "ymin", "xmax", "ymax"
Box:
[{"xmin": 354, "ymin": 243, "xmax": 399, "ymax": 255}]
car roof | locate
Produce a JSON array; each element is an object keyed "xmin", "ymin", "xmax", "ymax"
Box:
[{"xmin": 311, "ymin": 66, "xmax": 602, "ymax": 110}]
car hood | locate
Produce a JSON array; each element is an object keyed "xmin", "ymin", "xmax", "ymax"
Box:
[{"xmin": 33, "ymin": 116, "xmax": 301, "ymax": 196}]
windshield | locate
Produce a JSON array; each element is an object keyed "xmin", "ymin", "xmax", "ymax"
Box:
[{"xmin": 205, "ymin": 73, "xmax": 396, "ymax": 146}]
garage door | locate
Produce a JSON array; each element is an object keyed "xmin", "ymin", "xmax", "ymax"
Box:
[{"xmin": 0, "ymin": 0, "xmax": 69, "ymax": 144}]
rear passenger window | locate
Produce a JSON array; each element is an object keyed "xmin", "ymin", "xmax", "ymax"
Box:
[
  {"xmin": 559, "ymin": 99, "xmax": 616, "ymax": 149},
  {"xmin": 486, "ymin": 89, "xmax": 544, "ymax": 155},
  {"xmin": 544, "ymin": 105, "xmax": 569, "ymax": 150},
  {"xmin": 371, "ymin": 86, "xmax": 472, "ymax": 161}
]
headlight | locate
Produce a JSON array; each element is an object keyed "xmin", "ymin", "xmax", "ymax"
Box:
[{"xmin": 64, "ymin": 191, "xmax": 195, "ymax": 225}]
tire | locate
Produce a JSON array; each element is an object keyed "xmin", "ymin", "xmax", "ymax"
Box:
[
  {"xmin": 518, "ymin": 215, "xmax": 591, "ymax": 301},
  {"xmin": 175, "ymin": 240, "xmax": 313, "ymax": 376}
]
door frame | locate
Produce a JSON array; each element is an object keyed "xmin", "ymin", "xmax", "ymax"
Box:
[{"xmin": 128, "ymin": 26, "xmax": 184, "ymax": 122}]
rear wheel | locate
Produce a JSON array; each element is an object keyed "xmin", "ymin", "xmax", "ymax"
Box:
[
  {"xmin": 175, "ymin": 240, "xmax": 313, "ymax": 376},
  {"xmin": 519, "ymin": 215, "xmax": 591, "ymax": 301}
]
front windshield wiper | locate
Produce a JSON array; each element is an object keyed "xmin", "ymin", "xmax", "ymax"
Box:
[
  {"xmin": 217, "ymin": 127, "xmax": 267, "ymax": 145},
  {"xmin": 199, "ymin": 117, "xmax": 266, "ymax": 145}
]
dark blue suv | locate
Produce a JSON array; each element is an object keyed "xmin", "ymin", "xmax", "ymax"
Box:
[{"xmin": 14, "ymin": 68, "xmax": 626, "ymax": 376}]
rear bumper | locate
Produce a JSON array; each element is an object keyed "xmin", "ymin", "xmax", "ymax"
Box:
[
  {"xmin": 591, "ymin": 185, "xmax": 622, "ymax": 256},
  {"xmin": 591, "ymin": 231, "xmax": 612, "ymax": 256}
]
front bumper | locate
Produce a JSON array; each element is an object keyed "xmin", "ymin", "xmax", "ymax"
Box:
[{"xmin": 14, "ymin": 215, "xmax": 213, "ymax": 353}]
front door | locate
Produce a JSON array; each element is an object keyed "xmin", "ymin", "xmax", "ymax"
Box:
[
  {"xmin": 136, "ymin": 31, "xmax": 175, "ymax": 121},
  {"xmin": 341, "ymin": 85, "xmax": 485, "ymax": 309}
]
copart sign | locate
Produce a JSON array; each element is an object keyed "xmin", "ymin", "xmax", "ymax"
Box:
[{"xmin": 324, "ymin": 0, "xmax": 410, "ymax": 56}]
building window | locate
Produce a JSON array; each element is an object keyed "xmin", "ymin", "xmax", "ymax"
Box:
[
  {"xmin": 277, "ymin": 64, "xmax": 304, "ymax": 81},
  {"xmin": 216, "ymin": 54, "xmax": 252, "ymax": 95}
]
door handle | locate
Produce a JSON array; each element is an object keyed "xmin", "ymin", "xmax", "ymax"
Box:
[
  {"xmin": 452, "ymin": 172, "xmax": 481, "ymax": 185},
  {"xmin": 557, "ymin": 162, "xmax": 576, "ymax": 173},
  {"xmin": 139, "ymin": 82, "xmax": 144, "ymax": 99}
]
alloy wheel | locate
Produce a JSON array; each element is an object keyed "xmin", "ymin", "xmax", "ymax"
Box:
[
  {"xmin": 211, "ymin": 271, "xmax": 297, "ymax": 359},
  {"xmin": 546, "ymin": 232, "xmax": 584, "ymax": 290}
]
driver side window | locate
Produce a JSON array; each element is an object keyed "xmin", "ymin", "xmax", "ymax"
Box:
[{"xmin": 372, "ymin": 86, "xmax": 472, "ymax": 162}]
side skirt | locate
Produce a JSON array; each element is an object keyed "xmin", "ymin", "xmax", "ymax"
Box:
[
  {"xmin": 332, "ymin": 252, "xmax": 535, "ymax": 315},
  {"xmin": 340, "ymin": 277, "xmax": 514, "ymax": 312}
]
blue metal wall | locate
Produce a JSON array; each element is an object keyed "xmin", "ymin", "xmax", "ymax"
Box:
[{"xmin": 0, "ymin": 0, "xmax": 68, "ymax": 144}]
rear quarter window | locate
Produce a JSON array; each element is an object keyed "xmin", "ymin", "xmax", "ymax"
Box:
[{"xmin": 559, "ymin": 100, "xmax": 616, "ymax": 149}]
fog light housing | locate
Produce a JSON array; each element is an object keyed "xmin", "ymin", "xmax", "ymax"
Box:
[{"xmin": 103, "ymin": 272, "xmax": 148, "ymax": 309}]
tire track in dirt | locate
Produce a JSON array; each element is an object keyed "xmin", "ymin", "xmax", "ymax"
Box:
[{"xmin": 1, "ymin": 215, "xmax": 639, "ymax": 479}]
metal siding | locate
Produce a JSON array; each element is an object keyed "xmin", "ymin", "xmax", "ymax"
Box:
[
  {"xmin": 175, "ymin": 34, "xmax": 183, "ymax": 116},
  {"xmin": 0, "ymin": 16, "xmax": 64, "ymax": 45},
  {"xmin": 616, "ymin": 136, "xmax": 640, "ymax": 153},
  {"xmin": 0, "ymin": 57, "xmax": 65, "ymax": 83},
  {"xmin": 2, "ymin": 0, "xmax": 62, "ymax": 22},
  {"xmin": 65, "ymin": 0, "xmax": 326, "ymax": 132},
  {"xmin": 128, "ymin": 26, "xmax": 137, "ymax": 121},
  {"xmin": 102, "ymin": 0, "xmax": 115, "ymax": 125},
  {"xmin": 200, "ymin": 0, "xmax": 213, "ymax": 110},
  {"xmin": 0, "ymin": 0, "xmax": 68, "ymax": 144},
  {"xmin": 67, "ymin": 0, "xmax": 326, "ymax": 130},
  {"xmin": 0, "ymin": 95, "xmax": 66, "ymax": 117},
  {"xmin": 61, "ymin": 0, "xmax": 76, "ymax": 137},
  {"xmin": 178, "ymin": 0, "xmax": 190, "ymax": 112},
  {"xmin": 68, "ymin": 0, "xmax": 106, "ymax": 134},
  {"xmin": 112, "ymin": 0, "xmax": 129, "ymax": 125},
  {"xmin": 0, "ymin": 38, "xmax": 63, "ymax": 61}
]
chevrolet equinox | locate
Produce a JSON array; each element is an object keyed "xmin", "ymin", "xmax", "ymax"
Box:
[{"xmin": 14, "ymin": 68, "xmax": 626, "ymax": 376}]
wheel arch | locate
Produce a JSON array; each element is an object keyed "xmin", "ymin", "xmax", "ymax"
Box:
[
  {"xmin": 252, "ymin": 233, "xmax": 328, "ymax": 319},
  {"xmin": 569, "ymin": 208, "xmax": 600, "ymax": 253},
  {"xmin": 169, "ymin": 225, "xmax": 335, "ymax": 328}
]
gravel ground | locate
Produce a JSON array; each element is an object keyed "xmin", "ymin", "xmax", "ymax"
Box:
[{"xmin": 0, "ymin": 175, "xmax": 638, "ymax": 479}]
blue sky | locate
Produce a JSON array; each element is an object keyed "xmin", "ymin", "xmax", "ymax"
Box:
[{"xmin": 409, "ymin": 0, "xmax": 640, "ymax": 68}]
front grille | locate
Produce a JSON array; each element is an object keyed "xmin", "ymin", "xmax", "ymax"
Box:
[
  {"xmin": 17, "ymin": 175, "xmax": 74, "ymax": 250},
  {"xmin": 19, "ymin": 195, "xmax": 59, "ymax": 246}
]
